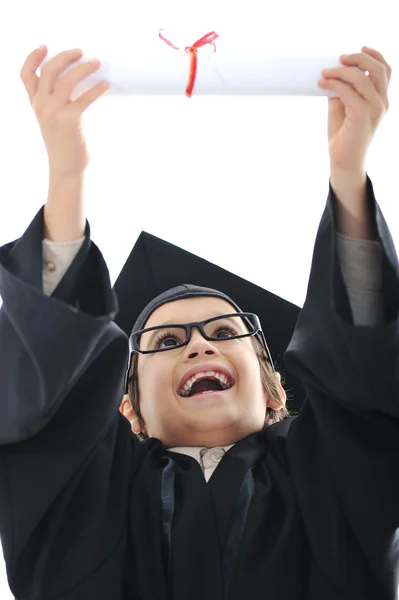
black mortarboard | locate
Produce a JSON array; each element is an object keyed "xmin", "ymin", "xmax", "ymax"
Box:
[{"xmin": 112, "ymin": 232, "xmax": 305, "ymax": 413}]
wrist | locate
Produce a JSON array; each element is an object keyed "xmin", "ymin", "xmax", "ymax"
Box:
[
  {"xmin": 330, "ymin": 165, "xmax": 367, "ymax": 188},
  {"xmin": 45, "ymin": 176, "xmax": 86, "ymax": 242},
  {"xmin": 48, "ymin": 171, "xmax": 86, "ymax": 188},
  {"xmin": 329, "ymin": 170, "xmax": 376, "ymax": 240}
]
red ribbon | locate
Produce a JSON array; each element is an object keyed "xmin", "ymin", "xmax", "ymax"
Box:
[{"xmin": 159, "ymin": 29, "xmax": 219, "ymax": 97}]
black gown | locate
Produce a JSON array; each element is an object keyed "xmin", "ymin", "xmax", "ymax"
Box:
[{"xmin": 1, "ymin": 174, "xmax": 399, "ymax": 600}]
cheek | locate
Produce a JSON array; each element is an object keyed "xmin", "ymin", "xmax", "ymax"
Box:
[
  {"xmin": 242, "ymin": 352, "xmax": 263, "ymax": 384},
  {"xmin": 139, "ymin": 360, "xmax": 175, "ymax": 401},
  {"xmin": 227, "ymin": 346, "xmax": 260, "ymax": 384}
]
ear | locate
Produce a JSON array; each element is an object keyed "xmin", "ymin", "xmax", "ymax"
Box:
[
  {"xmin": 266, "ymin": 372, "xmax": 287, "ymax": 410},
  {"xmin": 119, "ymin": 394, "xmax": 142, "ymax": 434}
]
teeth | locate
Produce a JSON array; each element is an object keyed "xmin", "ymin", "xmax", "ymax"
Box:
[{"xmin": 179, "ymin": 370, "xmax": 233, "ymax": 397}]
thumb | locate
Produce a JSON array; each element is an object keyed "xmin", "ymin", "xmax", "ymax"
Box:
[{"xmin": 20, "ymin": 46, "xmax": 48, "ymax": 104}]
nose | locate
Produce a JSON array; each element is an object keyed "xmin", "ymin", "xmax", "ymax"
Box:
[{"xmin": 184, "ymin": 327, "xmax": 218, "ymax": 359}]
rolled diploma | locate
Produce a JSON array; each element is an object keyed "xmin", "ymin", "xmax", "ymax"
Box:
[{"xmin": 40, "ymin": 52, "xmax": 363, "ymax": 98}]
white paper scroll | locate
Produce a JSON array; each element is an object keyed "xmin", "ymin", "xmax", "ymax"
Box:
[{"xmin": 40, "ymin": 38, "xmax": 363, "ymax": 99}]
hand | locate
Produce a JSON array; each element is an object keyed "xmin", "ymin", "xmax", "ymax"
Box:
[
  {"xmin": 20, "ymin": 46, "xmax": 110, "ymax": 180},
  {"xmin": 319, "ymin": 47, "xmax": 392, "ymax": 174}
]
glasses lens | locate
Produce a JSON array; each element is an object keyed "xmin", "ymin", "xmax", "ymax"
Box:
[
  {"xmin": 138, "ymin": 326, "xmax": 187, "ymax": 352},
  {"xmin": 203, "ymin": 315, "xmax": 255, "ymax": 340}
]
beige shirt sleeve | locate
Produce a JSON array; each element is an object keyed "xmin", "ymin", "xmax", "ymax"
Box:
[
  {"xmin": 42, "ymin": 236, "xmax": 86, "ymax": 296},
  {"xmin": 336, "ymin": 232, "xmax": 384, "ymax": 326}
]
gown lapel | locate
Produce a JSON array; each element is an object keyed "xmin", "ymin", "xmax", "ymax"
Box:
[
  {"xmin": 161, "ymin": 431, "xmax": 268, "ymax": 599},
  {"xmin": 207, "ymin": 431, "xmax": 268, "ymax": 597}
]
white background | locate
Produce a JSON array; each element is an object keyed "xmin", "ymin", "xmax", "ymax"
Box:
[{"xmin": 0, "ymin": 0, "xmax": 398, "ymax": 597}]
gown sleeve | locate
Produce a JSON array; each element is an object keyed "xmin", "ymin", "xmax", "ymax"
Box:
[
  {"xmin": 0, "ymin": 205, "xmax": 135, "ymax": 598},
  {"xmin": 284, "ymin": 173, "xmax": 399, "ymax": 597}
]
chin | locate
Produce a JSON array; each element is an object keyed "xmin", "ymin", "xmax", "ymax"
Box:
[{"xmin": 186, "ymin": 411, "xmax": 245, "ymax": 435}]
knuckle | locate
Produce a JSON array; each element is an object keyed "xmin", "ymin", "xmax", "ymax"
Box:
[
  {"xmin": 377, "ymin": 63, "xmax": 385, "ymax": 77},
  {"xmin": 373, "ymin": 103, "xmax": 386, "ymax": 118},
  {"xmin": 32, "ymin": 98, "xmax": 47, "ymax": 118},
  {"xmin": 20, "ymin": 65, "xmax": 29, "ymax": 80},
  {"xmin": 82, "ymin": 60, "xmax": 99, "ymax": 73},
  {"xmin": 40, "ymin": 60, "xmax": 53, "ymax": 75}
]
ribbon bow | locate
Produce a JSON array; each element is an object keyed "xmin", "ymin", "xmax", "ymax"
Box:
[{"xmin": 159, "ymin": 29, "xmax": 219, "ymax": 97}]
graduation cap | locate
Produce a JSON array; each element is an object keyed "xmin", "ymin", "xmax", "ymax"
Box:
[{"xmin": 112, "ymin": 232, "xmax": 305, "ymax": 413}]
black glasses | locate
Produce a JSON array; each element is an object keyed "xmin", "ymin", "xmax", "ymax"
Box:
[{"xmin": 124, "ymin": 313, "xmax": 274, "ymax": 393}]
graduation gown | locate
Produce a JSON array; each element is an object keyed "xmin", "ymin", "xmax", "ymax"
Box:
[{"xmin": 1, "ymin": 175, "xmax": 399, "ymax": 600}]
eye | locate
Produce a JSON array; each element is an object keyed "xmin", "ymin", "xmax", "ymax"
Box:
[
  {"xmin": 213, "ymin": 325, "xmax": 240, "ymax": 339},
  {"xmin": 155, "ymin": 331, "xmax": 181, "ymax": 349}
]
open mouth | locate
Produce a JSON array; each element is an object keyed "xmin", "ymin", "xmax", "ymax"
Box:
[{"xmin": 178, "ymin": 372, "xmax": 235, "ymax": 398}]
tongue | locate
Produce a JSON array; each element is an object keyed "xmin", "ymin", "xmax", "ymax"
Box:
[{"xmin": 190, "ymin": 378, "xmax": 222, "ymax": 395}]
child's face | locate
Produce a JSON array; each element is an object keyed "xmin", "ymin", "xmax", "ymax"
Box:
[{"xmin": 124, "ymin": 297, "xmax": 282, "ymax": 449}]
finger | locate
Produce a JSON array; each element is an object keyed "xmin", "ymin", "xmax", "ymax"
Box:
[
  {"xmin": 322, "ymin": 66, "xmax": 379, "ymax": 104},
  {"xmin": 362, "ymin": 47, "xmax": 392, "ymax": 82},
  {"xmin": 339, "ymin": 51, "xmax": 390, "ymax": 96},
  {"xmin": 38, "ymin": 48, "xmax": 83, "ymax": 97},
  {"xmin": 319, "ymin": 78, "xmax": 367, "ymax": 112},
  {"xmin": 53, "ymin": 59, "xmax": 103, "ymax": 105},
  {"xmin": 20, "ymin": 46, "xmax": 48, "ymax": 104},
  {"xmin": 73, "ymin": 80, "xmax": 110, "ymax": 114}
]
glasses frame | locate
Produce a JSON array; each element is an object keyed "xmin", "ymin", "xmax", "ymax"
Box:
[{"xmin": 124, "ymin": 312, "xmax": 275, "ymax": 394}]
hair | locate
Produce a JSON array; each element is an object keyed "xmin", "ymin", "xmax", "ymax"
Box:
[{"xmin": 127, "ymin": 335, "xmax": 292, "ymax": 441}]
